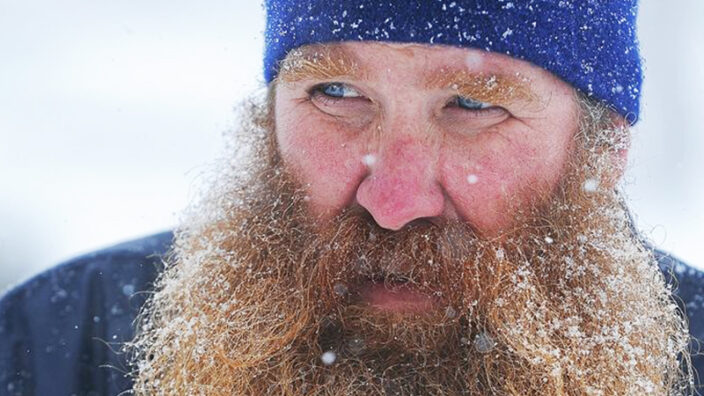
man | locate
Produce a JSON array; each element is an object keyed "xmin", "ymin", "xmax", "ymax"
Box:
[{"xmin": 2, "ymin": 1, "xmax": 703, "ymax": 395}]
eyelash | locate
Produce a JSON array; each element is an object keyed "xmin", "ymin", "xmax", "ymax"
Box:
[
  {"xmin": 446, "ymin": 96, "xmax": 507, "ymax": 117},
  {"xmin": 308, "ymin": 83, "xmax": 364, "ymax": 105},
  {"xmin": 308, "ymin": 82, "xmax": 506, "ymax": 116}
]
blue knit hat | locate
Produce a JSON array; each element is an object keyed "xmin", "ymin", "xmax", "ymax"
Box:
[{"xmin": 264, "ymin": 0, "xmax": 642, "ymax": 124}]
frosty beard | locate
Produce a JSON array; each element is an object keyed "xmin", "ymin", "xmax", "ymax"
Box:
[{"xmin": 127, "ymin": 94, "xmax": 692, "ymax": 395}]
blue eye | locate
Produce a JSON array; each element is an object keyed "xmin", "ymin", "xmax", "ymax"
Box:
[
  {"xmin": 455, "ymin": 96, "xmax": 492, "ymax": 110},
  {"xmin": 316, "ymin": 83, "xmax": 362, "ymax": 98}
]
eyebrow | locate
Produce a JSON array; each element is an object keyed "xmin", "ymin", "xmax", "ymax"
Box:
[
  {"xmin": 426, "ymin": 71, "xmax": 538, "ymax": 107},
  {"xmin": 277, "ymin": 45, "xmax": 367, "ymax": 83},
  {"xmin": 277, "ymin": 47, "xmax": 538, "ymax": 107}
]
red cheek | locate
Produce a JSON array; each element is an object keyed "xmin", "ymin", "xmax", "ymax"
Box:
[
  {"xmin": 279, "ymin": 125, "xmax": 367, "ymax": 216},
  {"xmin": 440, "ymin": 145, "xmax": 556, "ymax": 234}
]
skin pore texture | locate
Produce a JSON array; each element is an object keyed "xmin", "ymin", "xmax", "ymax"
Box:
[{"xmin": 127, "ymin": 43, "xmax": 693, "ymax": 395}]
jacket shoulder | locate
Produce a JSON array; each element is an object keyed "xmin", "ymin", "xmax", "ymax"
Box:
[
  {"xmin": 0, "ymin": 231, "xmax": 172, "ymax": 396},
  {"xmin": 655, "ymin": 250, "xmax": 704, "ymax": 384},
  {"xmin": 656, "ymin": 250, "xmax": 704, "ymax": 336}
]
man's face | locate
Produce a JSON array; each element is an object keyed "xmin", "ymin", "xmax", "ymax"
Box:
[
  {"xmin": 129, "ymin": 42, "xmax": 690, "ymax": 395},
  {"xmin": 275, "ymin": 42, "xmax": 578, "ymax": 235}
]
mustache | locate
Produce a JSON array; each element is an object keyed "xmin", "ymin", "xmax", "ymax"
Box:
[{"xmin": 310, "ymin": 205, "xmax": 486, "ymax": 314}]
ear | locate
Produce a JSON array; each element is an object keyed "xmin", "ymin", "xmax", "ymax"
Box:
[{"xmin": 603, "ymin": 112, "xmax": 631, "ymax": 188}]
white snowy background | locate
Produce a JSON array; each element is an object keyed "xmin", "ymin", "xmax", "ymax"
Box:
[{"xmin": 1, "ymin": 1, "xmax": 703, "ymax": 291}]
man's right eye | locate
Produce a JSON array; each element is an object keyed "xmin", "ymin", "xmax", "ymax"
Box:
[
  {"xmin": 310, "ymin": 82, "xmax": 362, "ymax": 99},
  {"xmin": 307, "ymin": 82, "xmax": 375, "ymax": 126}
]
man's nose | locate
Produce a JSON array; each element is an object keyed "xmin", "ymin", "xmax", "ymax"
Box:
[{"xmin": 355, "ymin": 122, "xmax": 445, "ymax": 231}]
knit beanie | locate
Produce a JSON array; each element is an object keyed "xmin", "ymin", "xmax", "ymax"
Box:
[{"xmin": 264, "ymin": 0, "xmax": 642, "ymax": 124}]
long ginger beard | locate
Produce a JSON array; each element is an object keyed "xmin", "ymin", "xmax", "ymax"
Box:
[{"xmin": 127, "ymin": 94, "xmax": 692, "ymax": 395}]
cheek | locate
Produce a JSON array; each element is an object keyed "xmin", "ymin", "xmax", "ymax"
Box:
[
  {"xmin": 440, "ymin": 123, "xmax": 572, "ymax": 233},
  {"xmin": 276, "ymin": 112, "xmax": 366, "ymax": 216}
]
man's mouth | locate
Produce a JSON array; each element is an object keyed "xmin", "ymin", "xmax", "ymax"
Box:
[{"xmin": 356, "ymin": 275, "xmax": 436, "ymax": 314}]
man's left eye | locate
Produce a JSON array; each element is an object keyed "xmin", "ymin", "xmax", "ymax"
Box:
[{"xmin": 453, "ymin": 96, "xmax": 493, "ymax": 110}]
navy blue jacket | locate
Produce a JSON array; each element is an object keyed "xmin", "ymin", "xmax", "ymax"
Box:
[{"xmin": 1, "ymin": 232, "xmax": 703, "ymax": 395}]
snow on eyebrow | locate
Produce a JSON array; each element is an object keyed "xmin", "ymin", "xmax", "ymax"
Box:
[
  {"xmin": 427, "ymin": 70, "xmax": 538, "ymax": 107},
  {"xmin": 277, "ymin": 45, "xmax": 366, "ymax": 83}
]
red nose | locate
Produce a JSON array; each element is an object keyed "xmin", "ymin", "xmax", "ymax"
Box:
[{"xmin": 356, "ymin": 139, "xmax": 444, "ymax": 230}]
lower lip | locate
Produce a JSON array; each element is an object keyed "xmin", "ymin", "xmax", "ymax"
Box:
[{"xmin": 357, "ymin": 282, "xmax": 435, "ymax": 313}]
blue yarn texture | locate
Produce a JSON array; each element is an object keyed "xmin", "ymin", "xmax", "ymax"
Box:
[{"xmin": 264, "ymin": 0, "xmax": 642, "ymax": 123}]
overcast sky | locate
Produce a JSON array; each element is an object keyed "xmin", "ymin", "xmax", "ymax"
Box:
[{"xmin": 1, "ymin": 1, "xmax": 703, "ymax": 291}]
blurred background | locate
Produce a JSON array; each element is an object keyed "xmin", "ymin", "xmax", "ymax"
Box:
[{"xmin": 1, "ymin": 1, "xmax": 703, "ymax": 292}]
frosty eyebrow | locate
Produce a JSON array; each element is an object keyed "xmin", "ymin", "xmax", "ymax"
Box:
[
  {"xmin": 277, "ymin": 47, "xmax": 539, "ymax": 108},
  {"xmin": 277, "ymin": 46, "xmax": 367, "ymax": 83},
  {"xmin": 427, "ymin": 71, "xmax": 539, "ymax": 107}
]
